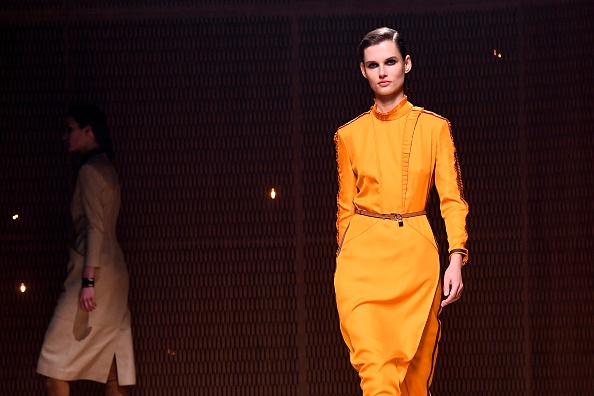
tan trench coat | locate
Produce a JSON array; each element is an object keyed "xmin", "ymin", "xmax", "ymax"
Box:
[{"xmin": 37, "ymin": 153, "xmax": 136, "ymax": 385}]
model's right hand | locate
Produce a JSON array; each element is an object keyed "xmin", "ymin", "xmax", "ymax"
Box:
[
  {"xmin": 441, "ymin": 254, "xmax": 464, "ymax": 307},
  {"xmin": 79, "ymin": 287, "xmax": 97, "ymax": 312}
]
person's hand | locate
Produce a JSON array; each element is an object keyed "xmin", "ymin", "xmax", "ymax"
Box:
[
  {"xmin": 79, "ymin": 287, "xmax": 97, "ymax": 312},
  {"xmin": 441, "ymin": 253, "xmax": 464, "ymax": 307}
]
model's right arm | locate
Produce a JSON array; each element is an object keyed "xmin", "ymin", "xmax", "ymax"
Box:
[{"xmin": 335, "ymin": 131, "xmax": 357, "ymax": 245}]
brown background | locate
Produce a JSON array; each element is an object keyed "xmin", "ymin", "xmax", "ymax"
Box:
[{"xmin": 1, "ymin": 0, "xmax": 593, "ymax": 394}]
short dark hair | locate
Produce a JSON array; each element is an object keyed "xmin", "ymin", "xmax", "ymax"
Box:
[
  {"xmin": 66, "ymin": 104, "xmax": 114, "ymax": 159},
  {"xmin": 358, "ymin": 27, "xmax": 408, "ymax": 64}
]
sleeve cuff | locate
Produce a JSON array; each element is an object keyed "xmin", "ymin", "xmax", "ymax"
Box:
[{"xmin": 449, "ymin": 248, "xmax": 469, "ymax": 264}]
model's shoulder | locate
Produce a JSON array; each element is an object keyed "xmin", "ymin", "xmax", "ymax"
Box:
[
  {"xmin": 83, "ymin": 154, "xmax": 108, "ymax": 166},
  {"xmin": 336, "ymin": 110, "xmax": 372, "ymax": 135},
  {"xmin": 419, "ymin": 108, "xmax": 450, "ymax": 126},
  {"xmin": 79, "ymin": 155, "xmax": 113, "ymax": 179}
]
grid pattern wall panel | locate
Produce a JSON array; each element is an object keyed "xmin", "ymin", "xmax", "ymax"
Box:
[
  {"xmin": 0, "ymin": 22, "xmax": 73, "ymax": 395},
  {"xmin": 0, "ymin": 17, "xmax": 300, "ymax": 395},
  {"xmin": 105, "ymin": 19, "xmax": 297, "ymax": 394},
  {"xmin": 0, "ymin": 0, "xmax": 290, "ymax": 12},
  {"xmin": 299, "ymin": 11, "xmax": 525, "ymax": 395},
  {"xmin": 1, "ymin": 1, "xmax": 594, "ymax": 395},
  {"xmin": 523, "ymin": 2, "xmax": 594, "ymax": 394}
]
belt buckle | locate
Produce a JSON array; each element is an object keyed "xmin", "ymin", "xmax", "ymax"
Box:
[{"xmin": 391, "ymin": 213, "xmax": 404, "ymax": 227}]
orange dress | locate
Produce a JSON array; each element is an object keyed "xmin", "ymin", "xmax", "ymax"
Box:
[{"xmin": 334, "ymin": 97, "xmax": 468, "ymax": 396}]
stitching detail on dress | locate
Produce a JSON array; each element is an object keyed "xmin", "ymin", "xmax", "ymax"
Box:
[
  {"xmin": 336, "ymin": 223, "xmax": 350, "ymax": 256},
  {"xmin": 445, "ymin": 119, "xmax": 469, "ymax": 257},
  {"xmin": 402, "ymin": 107, "xmax": 423, "ymax": 210},
  {"xmin": 334, "ymin": 132, "xmax": 344, "ymax": 246}
]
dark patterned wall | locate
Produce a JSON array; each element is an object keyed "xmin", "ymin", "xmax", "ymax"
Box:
[
  {"xmin": 523, "ymin": 4, "xmax": 594, "ymax": 394},
  {"xmin": 1, "ymin": 1, "xmax": 592, "ymax": 395}
]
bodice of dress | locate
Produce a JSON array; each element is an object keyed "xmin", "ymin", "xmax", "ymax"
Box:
[
  {"xmin": 71, "ymin": 152, "xmax": 123, "ymax": 268},
  {"xmin": 335, "ymin": 96, "xmax": 468, "ymax": 261}
]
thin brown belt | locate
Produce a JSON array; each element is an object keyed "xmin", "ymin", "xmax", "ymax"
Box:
[{"xmin": 355, "ymin": 208, "xmax": 426, "ymax": 227}]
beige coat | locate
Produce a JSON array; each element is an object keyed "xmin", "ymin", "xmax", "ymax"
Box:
[{"xmin": 37, "ymin": 153, "xmax": 136, "ymax": 385}]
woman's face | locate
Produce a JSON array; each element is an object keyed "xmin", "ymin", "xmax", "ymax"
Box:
[
  {"xmin": 63, "ymin": 117, "xmax": 97, "ymax": 153},
  {"xmin": 360, "ymin": 40, "xmax": 411, "ymax": 102}
]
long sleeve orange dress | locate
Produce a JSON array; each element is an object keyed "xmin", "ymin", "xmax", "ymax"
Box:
[{"xmin": 334, "ymin": 97, "xmax": 468, "ymax": 396}]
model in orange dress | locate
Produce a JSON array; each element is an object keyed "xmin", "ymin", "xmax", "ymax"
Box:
[{"xmin": 334, "ymin": 27, "xmax": 469, "ymax": 396}]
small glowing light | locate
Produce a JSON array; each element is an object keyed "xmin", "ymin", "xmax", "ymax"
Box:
[
  {"xmin": 493, "ymin": 49, "xmax": 503, "ymax": 59},
  {"xmin": 493, "ymin": 49, "xmax": 497, "ymax": 55},
  {"xmin": 12, "ymin": 214, "xmax": 19, "ymax": 220},
  {"xmin": 167, "ymin": 348, "xmax": 176, "ymax": 357},
  {"xmin": 19, "ymin": 283, "xmax": 27, "ymax": 293},
  {"xmin": 498, "ymin": 53, "xmax": 502, "ymax": 58},
  {"xmin": 270, "ymin": 188, "xmax": 277, "ymax": 199}
]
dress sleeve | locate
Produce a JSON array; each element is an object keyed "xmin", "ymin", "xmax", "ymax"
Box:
[
  {"xmin": 335, "ymin": 131, "xmax": 357, "ymax": 246},
  {"xmin": 434, "ymin": 120, "xmax": 469, "ymax": 263},
  {"xmin": 79, "ymin": 165, "xmax": 106, "ymax": 268}
]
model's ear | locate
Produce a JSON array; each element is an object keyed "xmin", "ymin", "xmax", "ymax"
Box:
[
  {"xmin": 404, "ymin": 55, "xmax": 412, "ymax": 74},
  {"xmin": 360, "ymin": 62, "xmax": 367, "ymax": 79},
  {"xmin": 82, "ymin": 125, "xmax": 94, "ymax": 136}
]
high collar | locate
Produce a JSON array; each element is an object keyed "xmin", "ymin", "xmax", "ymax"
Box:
[
  {"xmin": 80, "ymin": 148, "xmax": 107, "ymax": 165},
  {"xmin": 371, "ymin": 96, "xmax": 413, "ymax": 121}
]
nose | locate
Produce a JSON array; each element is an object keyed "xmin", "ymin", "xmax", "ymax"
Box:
[{"xmin": 378, "ymin": 65, "xmax": 387, "ymax": 78}]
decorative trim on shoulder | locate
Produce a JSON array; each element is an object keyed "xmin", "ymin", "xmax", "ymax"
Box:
[
  {"xmin": 336, "ymin": 110, "xmax": 371, "ymax": 131},
  {"xmin": 334, "ymin": 133, "xmax": 341, "ymax": 245},
  {"xmin": 420, "ymin": 108, "xmax": 449, "ymax": 122}
]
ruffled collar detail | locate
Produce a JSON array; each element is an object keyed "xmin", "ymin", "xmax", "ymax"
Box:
[{"xmin": 371, "ymin": 96, "xmax": 413, "ymax": 121}]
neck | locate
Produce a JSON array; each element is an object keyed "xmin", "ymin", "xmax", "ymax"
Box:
[
  {"xmin": 375, "ymin": 94, "xmax": 406, "ymax": 113},
  {"xmin": 80, "ymin": 147, "xmax": 107, "ymax": 165},
  {"xmin": 81, "ymin": 142, "xmax": 100, "ymax": 154}
]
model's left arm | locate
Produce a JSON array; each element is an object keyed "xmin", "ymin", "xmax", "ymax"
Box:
[
  {"xmin": 79, "ymin": 164, "xmax": 106, "ymax": 312},
  {"xmin": 434, "ymin": 119, "xmax": 469, "ymax": 307}
]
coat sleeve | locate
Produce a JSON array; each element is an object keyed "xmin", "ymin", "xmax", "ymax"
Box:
[
  {"xmin": 79, "ymin": 164, "xmax": 106, "ymax": 268},
  {"xmin": 335, "ymin": 131, "xmax": 357, "ymax": 246},
  {"xmin": 434, "ymin": 119, "xmax": 469, "ymax": 263}
]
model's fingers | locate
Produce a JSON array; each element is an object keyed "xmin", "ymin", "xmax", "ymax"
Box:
[
  {"xmin": 449, "ymin": 282, "xmax": 464, "ymax": 301},
  {"xmin": 79, "ymin": 298, "xmax": 95, "ymax": 312},
  {"xmin": 443, "ymin": 280, "xmax": 451, "ymax": 296},
  {"xmin": 441, "ymin": 293, "xmax": 454, "ymax": 307},
  {"xmin": 442, "ymin": 283, "xmax": 464, "ymax": 307}
]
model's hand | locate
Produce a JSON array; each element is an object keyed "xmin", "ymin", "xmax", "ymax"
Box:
[
  {"xmin": 441, "ymin": 253, "xmax": 464, "ymax": 307},
  {"xmin": 79, "ymin": 287, "xmax": 97, "ymax": 312}
]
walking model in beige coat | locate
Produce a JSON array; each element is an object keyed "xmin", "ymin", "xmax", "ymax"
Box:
[{"xmin": 37, "ymin": 104, "xmax": 135, "ymax": 396}]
